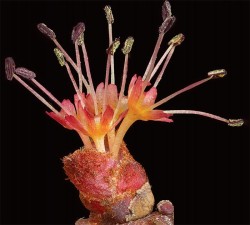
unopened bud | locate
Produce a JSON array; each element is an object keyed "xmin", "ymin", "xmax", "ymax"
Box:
[
  {"xmin": 54, "ymin": 48, "xmax": 65, "ymax": 66},
  {"xmin": 72, "ymin": 22, "xmax": 85, "ymax": 44},
  {"xmin": 37, "ymin": 23, "xmax": 56, "ymax": 40},
  {"xmin": 107, "ymin": 38, "xmax": 120, "ymax": 55},
  {"xmin": 104, "ymin": 5, "xmax": 114, "ymax": 24},
  {"xmin": 162, "ymin": 0, "xmax": 172, "ymax": 21},
  {"xmin": 122, "ymin": 37, "xmax": 134, "ymax": 54},
  {"xmin": 15, "ymin": 67, "xmax": 36, "ymax": 79},
  {"xmin": 5, "ymin": 57, "xmax": 16, "ymax": 81},
  {"xmin": 208, "ymin": 69, "xmax": 227, "ymax": 79},
  {"xmin": 157, "ymin": 200, "xmax": 174, "ymax": 216},
  {"xmin": 168, "ymin": 33, "xmax": 185, "ymax": 46},
  {"xmin": 159, "ymin": 16, "xmax": 176, "ymax": 34},
  {"xmin": 228, "ymin": 119, "xmax": 244, "ymax": 127}
]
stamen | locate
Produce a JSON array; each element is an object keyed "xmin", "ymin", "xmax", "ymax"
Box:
[
  {"xmin": 152, "ymin": 76, "xmax": 213, "ymax": 109},
  {"xmin": 103, "ymin": 54, "xmax": 111, "ymax": 113},
  {"xmin": 64, "ymin": 62, "xmax": 85, "ymax": 110},
  {"xmin": 159, "ymin": 16, "xmax": 176, "ymax": 34},
  {"xmin": 13, "ymin": 74, "xmax": 59, "ymax": 114},
  {"xmin": 14, "ymin": 67, "xmax": 36, "ymax": 79},
  {"xmin": 142, "ymin": 1, "xmax": 175, "ymax": 83},
  {"xmin": 163, "ymin": 110, "xmax": 244, "ymax": 127},
  {"xmin": 72, "ymin": 23, "xmax": 85, "ymax": 92},
  {"xmin": 228, "ymin": 119, "xmax": 244, "ymax": 127},
  {"xmin": 113, "ymin": 37, "xmax": 134, "ymax": 119},
  {"xmin": 162, "ymin": 0, "xmax": 172, "ymax": 21},
  {"xmin": 150, "ymin": 34, "xmax": 184, "ymax": 84},
  {"xmin": 31, "ymin": 79, "xmax": 72, "ymax": 115},
  {"xmin": 53, "ymin": 48, "xmax": 89, "ymax": 95},
  {"xmin": 104, "ymin": 5, "xmax": 115, "ymax": 84},
  {"xmin": 121, "ymin": 36, "xmax": 134, "ymax": 55},
  {"xmin": 168, "ymin": 33, "xmax": 185, "ymax": 46},
  {"xmin": 104, "ymin": 5, "xmax": 114, "ymax": 24},
  {"xmin": 37, "ymin": 23, "xmax": 56, "ymax": 40},
  {"xmin": 81, "ymin": 42, "xmax": 99, "ymax": 115},
  {"xmin": 71, "ymin": 22, "xmax": 85, "ymax": 44},
  {"xmin": 107, "ymin": 38, "xmax": 120, "ymax": 55},
  {"xmin": 54, "ymin": 48, "xmax": 65, "ymax": 66},
  {"xmin": 75, "ymin": 43, "xmax": 83, "ymax": 92},
  {"xmin": 207, "ymin": 69, "xmax": 227, "ymax": 79},
  {"xmin": 153, "ymin": 46, "xmax": 175, "ymax": 87},
  {"xmin": 5, "ymin": 57, "xmax": 15, "ymax": 81}
]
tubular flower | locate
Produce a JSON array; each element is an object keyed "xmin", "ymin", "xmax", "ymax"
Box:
[{"xmin": 5, "ymin": 1, "xmax": 244, "ymax": 224}]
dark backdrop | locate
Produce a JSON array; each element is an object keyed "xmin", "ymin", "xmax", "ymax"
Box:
[{"xmin": 1, "ymin": 0, "xmax": 249, "ymax": 224}]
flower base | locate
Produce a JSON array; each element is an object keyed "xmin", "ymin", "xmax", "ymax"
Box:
[{"xmin": 63, "ymin": 143, "xmax": 157, "ymax": 224}]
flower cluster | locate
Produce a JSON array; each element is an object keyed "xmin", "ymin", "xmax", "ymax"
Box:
[{"xmin": 5, "ymin": 1, "xmax": 243, "ymax": 159}]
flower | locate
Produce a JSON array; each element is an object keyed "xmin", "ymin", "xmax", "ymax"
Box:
[
  {"xmin": 4, "ymin": 1, "xmax": 245, "ymax": 223},
  {"xmin": 5, "ymin": 1, "xmax": 243, "ymax": 158}
]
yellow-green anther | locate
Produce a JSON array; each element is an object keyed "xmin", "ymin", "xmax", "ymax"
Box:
[
  {"xmin": 54, "ymin": 48, "xmax": 65, "ymax": 66},
  {"xmin": 168, "ymin": 33, "xmax": 185, "ymax": 46},
  {"xmin": 122, "ymin": 37, "xmax": 134, "ymax": 54},
  {"xmin": 77, "ymin": 33, "xmax": 84, "ymax": 46},
  {"xmin": 104, "ymin": 5, "xmax": 114, "ymax": 24},
  {"xmin": 107, "ymin": 38, "xmax": 120, "ymax": 55},
  {"xmin": 228, "ymin": 119, "xmax": 244, "ymax": 127},
  {"xmin": 207, "ymin": 69, "xmax": 227, "ymax": 79}
]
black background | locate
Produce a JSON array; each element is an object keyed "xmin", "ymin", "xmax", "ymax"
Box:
[{"xmin": 0, "ymin": 0, "xmax": 249, "ymax": 224}]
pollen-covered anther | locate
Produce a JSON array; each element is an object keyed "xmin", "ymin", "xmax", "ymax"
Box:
[
  {"xmin": 5, "ymin": 57, "xmax": 15, "ymax": 81},
  {"xmin": 72, "ymin": 22, "xmax": 85, "ymax": 44},
  {"xmin": 54, "ymin": 48, "xmax": 65, "ymax": 66},
  {"xmin": 104, "ymin": 5, "xmax": 114, "ymax": 24},
  {"xmin": 122, "ymin": 37, "xmax": 134, "ymax": 54},
  {"xmin": 162, "ymin": 0, "xmax": 172, "ymax": 21},
  {"xmin": 168, "ymin": 33, "xmax": 185, "ymax": 46},
  {"xmin": 37, "ymin": 23, "xmax": 56, "ymax": 40},
  {"xmin": 228, "ymin": 119, "xmax": 244, "ymax": 127},
  {"xmin": 207, "ymin": 69, "xmax": 227, "ymax": 79},
  {"xmin": 14, "ymin": 67, "xmax": 36, "ymax": 80},
  {"xmin": 107, "ymin": 38, "xmax": 120, "ymax": 55},
  {"xmin": 159, "ymin": 16, "xmax": 176, "ymax": 34}
]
